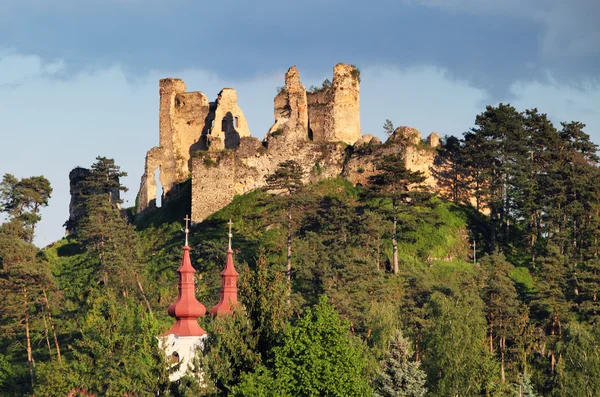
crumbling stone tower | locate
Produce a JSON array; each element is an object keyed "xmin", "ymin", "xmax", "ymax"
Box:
[
  {"xmin": 136, "ymin": 79, "xmax": 251, "ymax": 214},
  {"xmin": 306, "ymin": 63, "xmax": 361, "ymax": 145},
  {"xmin": 266, "ymin": 63, "xmax": 361, "ymax": 146}
]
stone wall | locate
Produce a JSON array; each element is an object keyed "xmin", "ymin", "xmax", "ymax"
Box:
[
  {"xmin": 136, "ymin": 63, "xmax": 448, "ymax": 225},
  {"xmin": 267, "ymin": 66, "xmax": 309, "ymax": 143},
  {"xmin": 136, "ymin": 80, "xmax": 251, "ymax": 214},
  {"xmin": 191, "ymin": 139, "xmax": 347, "ymax": 223},
  {"xmin": 306, "ymin": 63, "xmax": 361, "ymax": 145}
]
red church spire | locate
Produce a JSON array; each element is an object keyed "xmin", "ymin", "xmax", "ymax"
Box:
[
  {"xmin": 164, "ymin": 216, "xmax": 206, "ymax": 336},
  {"xmin": 209, "ymin": 219, "xmax": 239, "ymax": 317}
]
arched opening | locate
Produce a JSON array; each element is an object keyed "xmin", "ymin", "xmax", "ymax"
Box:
[
  {"xmin": 234, "ymin": 116, "xmax": 239, "ymax": 128},
  {"xmin": 154, "ymin": 166, "xmax": 162, "ymax": 208},
  {"xmin": 170, "ymin": 352, "xmax": 180, "ymax": 364}
]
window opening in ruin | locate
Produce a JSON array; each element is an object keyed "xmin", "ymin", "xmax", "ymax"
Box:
[
  {"xmin": 154, "ymin": 166, "xmax": 163, "ymax": 208},
  {"xmin": 234, "ymin": 116, "xmax": 239, "ymax": 128},
  {"xmin": 222, "ymin": 118, "xmax": 227, "ymax": 131}
]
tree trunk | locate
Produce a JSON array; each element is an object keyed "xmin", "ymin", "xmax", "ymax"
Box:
[
  {"xmin": 42, "ymin": 289, "xmax": 61, "ymax": 361},
  {"xmin": 392, "ymin": 200, "xmax": 398, "ymax": 275},
  {"xmin": 287, "ymin": 208, "xmax": 292, "ymax": 282},
  {"xmin": 41, "ymin": 306, "xmax": 52, "ymax": 358},
  {"xmin": 24, "ymin": 287, "xmax": 35, "ymax": 388},
  {"xmin": 501, "ymin": 350, "xmax": 506, "ymax": 382},
  {"xmin": 133, "ymin": 270, "xmax": 152, "ymax": 313}
]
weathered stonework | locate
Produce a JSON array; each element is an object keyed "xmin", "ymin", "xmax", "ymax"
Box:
[
  {"xmin": 266, "ymin": 66, "xmax": 309, "ymax": 143},
  {"xmin": 135, "ymin": 63, "xmax": 452, "ymax": 225},
  {"xmin": 306, "ymin": 63, "xmax": 361, "ymax": 145},
  {"xmin": 137, "ymin": 80, "xmax": 251, "ymax": 214}
]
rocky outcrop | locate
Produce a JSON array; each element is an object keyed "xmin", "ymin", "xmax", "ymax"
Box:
[
  {"xmin": 266, "ymin": 66, "xmax": 309, "ymax": 143},
  {"xmin": 65, "ymin": 167, "xmax": 121, "ymax": 235}
]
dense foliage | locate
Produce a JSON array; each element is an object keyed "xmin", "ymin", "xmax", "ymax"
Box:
[{"xmin": 1, "ymin": 103, "xmax": 599, "ymax": 396}]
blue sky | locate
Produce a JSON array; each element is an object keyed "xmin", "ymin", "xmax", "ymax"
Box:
[{"xmin": 0, "ymin": 0, "xmax": 598, "ymax": 246}]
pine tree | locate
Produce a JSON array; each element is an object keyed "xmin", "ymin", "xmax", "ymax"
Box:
[
  {"xmin": 0, "ymin": 174, "xmax": 52, "ymax": 241},
  {"xmin": 0, "ymin": 218, "xmax": 54, "ymax": 391},
  {"xmin": 264, "ymin": 160, "xmax": 305, "ymax": 282},
  {"xmin": 80, "ymin": 156, "xmax": 128, "ymax": 204},
  {"xmin": 514, "ymin": 373, "xmax": 537, "ymax": 397},
  {"xmin": 554, "ymin": 323, "xmax": 600, "ymax": 397},
  {"xmin": 461, "ymin": 104, "xmax": 526, "ymax": 252},
  {"xmin": 200, "ymin": 307, "xmax": 261, "ymax": 395},
  {"xmin": 481, "ymin": 253, "xmax": 527, "ymax": 383},
  {"xmin": 68, "ymin": 294, "xmax": 169, "ymax": 395},
  {"xmin": 383, "ymin": 119, "xmax": 395, "ymax": 137},
  {"xmin": 373, "ymin": 329, "xmax": 427, "ymax": 397},
  {"xmin": 239, "ymin": 254, "xmax": 291, "ymax": 358},
  {"xmin": 77, "ymin": 194, "xmax": 150, "ymax": 310},
  {"xmin": 367, "ymin": 154, "xmax": 429, "ymax": 274}
]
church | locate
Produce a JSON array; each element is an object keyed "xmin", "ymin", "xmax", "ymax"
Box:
[{"xmin": 159, "ymin": 217, "xmax": 239, "ymax": 381}]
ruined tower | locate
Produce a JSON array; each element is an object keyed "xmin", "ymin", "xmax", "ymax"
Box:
[
  {"xmin": 306, "ymin": 63, "xmax": 361, "ymax": 145},
  {"xmin": 136, "ymin": 80, "xmax": 251, "ymax": 214}
]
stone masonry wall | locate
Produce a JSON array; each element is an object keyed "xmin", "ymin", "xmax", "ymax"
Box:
[
  {"xmin": 192, "ymin": 139, "xmax": 347, "ymax": 223},
  {"xmin": 210, "ymin": 89, "xmax": 251, "ymax": 151},
  {"xmin": 306, "ymin": 63, "xmax": 361, "ymax": 145},
  {"xmin": 136, "ymin": 63, "xmax": 444, "ymax": 224},
  {"xmin": 331, "ymin": 63, "xmax": 361, "ymax": 144},
  {"xmin": 136, "ymin": 80, "xmax": 251, "ymax": 214}
]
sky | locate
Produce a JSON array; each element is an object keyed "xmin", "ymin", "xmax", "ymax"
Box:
[{"xmin": 0, "ymin": 0, "xmax": 598, "ymax": 247}]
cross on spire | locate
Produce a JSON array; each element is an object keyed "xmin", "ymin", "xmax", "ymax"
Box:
[
  {"xmin": 184, "ymin": 215, "xmax": 191, "ymax": 246},
  {"xmin": 228, "ymin": 219, "xmax": 233, "ymax": 251}
]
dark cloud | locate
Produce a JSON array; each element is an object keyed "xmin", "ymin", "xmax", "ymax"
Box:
[{"xmin": 0, "ymin": 0, "xmax": 596, "ymax": 97}]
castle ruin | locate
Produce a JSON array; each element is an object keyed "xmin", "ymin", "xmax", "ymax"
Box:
[
  {"xmin": 137, "ymin": 79, "xmax": 251, "ymax": 214},
  {"xmin": 136, "ymin": 63, "xmax": 446, "ymax": 224}
]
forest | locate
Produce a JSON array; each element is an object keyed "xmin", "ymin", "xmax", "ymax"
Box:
[{"xmin": 1, "ymin": 103, "xmax": 600, "ymax": 396}]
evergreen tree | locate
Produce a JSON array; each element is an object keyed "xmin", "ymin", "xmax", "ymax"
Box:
[
  {"xmin": 514, "ymin": 373, "xmax": 537, "ymax": 397},
  {"xmin": 77, "ymin": 194, "xmax": 151, "ymax": 310},
  {"xmin": 367, "ymin": 154, "xmax": 429, "ymax": 274},
  {"xmin": 373, "ymin": 329, "xmax": 427, "ymax": 397},
  {"xmin": 383, "ymin": 119, "xmax": 395, "ymax": 137},
  {"xmin": 80, "ymin": 156, "xmax": 128, "ymax": 204},
  {"xmin": 67, "ymin": 294, "xmax": 169, "ymax": 395},
  {"xmin": 481, "ymin": 253, "xmax": 528, "ymax": 383},
  {"xmin": 200, "ymin": 307, "xmax": 261, "ymax": 395},
  {"xmin": 0, "ymin": 218, "xmax": 50, "ymax": 391},
  {"xmin": 554, "ymin": 323, "xmax": 600, "ymax": 397},
  {"xmin": 264, "ymin": 160, "xmax": 305, "ymax": 282},
  {"xmin": 461, "ymin": 104, "xmax": 526, "ymax": 252},
  {"xmin": 238, "ymin": 254, "xmax": 291, "ymax": 358},
  {"xmin": 0, "ymin": 174, "xmax": 52, "ymax": 241}
]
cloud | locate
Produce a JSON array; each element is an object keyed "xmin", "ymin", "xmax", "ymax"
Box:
[
  {"xmin": 417, "ymin": 0, "xmax": 600, "ymax": 76},
  {"xmin": 1, "ymin": 0, "xmax": 597, "ymax": 99}
]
